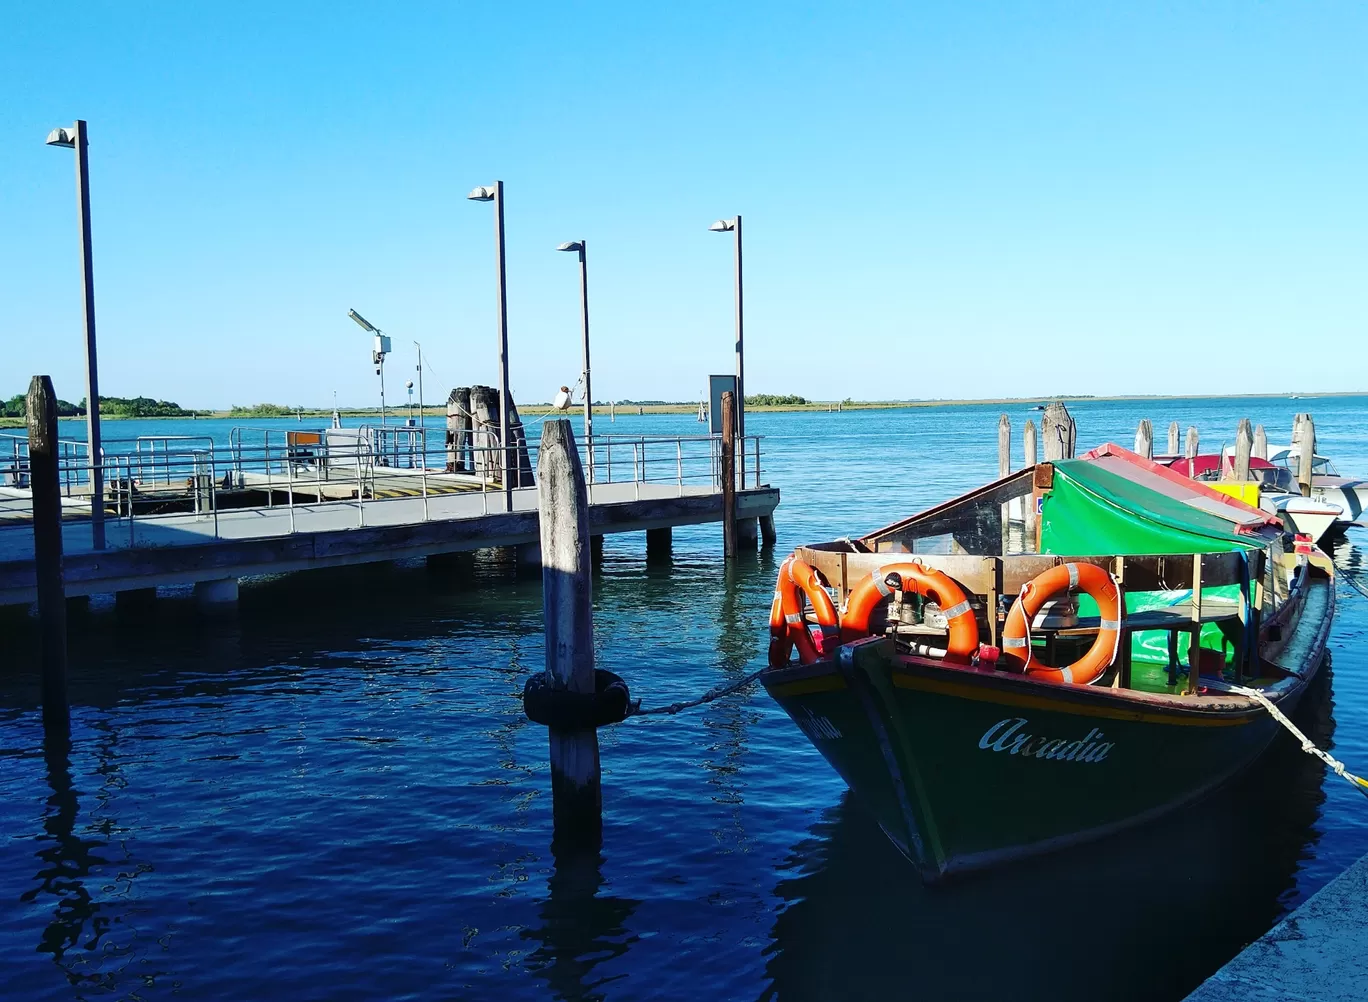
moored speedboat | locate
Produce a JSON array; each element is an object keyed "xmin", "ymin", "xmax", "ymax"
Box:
[
  {"xmin": 1165, "ymin": 453, "xmax": 1342, "ymax": 543},
  {"xmin": 1264, "ymin": 446, "xmax": 1367, "ymax": 528},
  {"xmin": 762, "ymin": 446, "xmax": 1335, "ymax": 882}
]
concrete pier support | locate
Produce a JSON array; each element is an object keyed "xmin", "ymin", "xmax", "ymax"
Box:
[
  {"xmin": 517, "ymin": 541, "xmax": 543, "ymax": 569},
  {"xmin": 195, "ymin": 578, "xmax": 239, "ymax": 611},
  {"xmin": 759, "ymin": 513, "xmax": 777, "ymax": 546},
  {"xmin": 646, "ymin": 527, "xmax": 672, "ymax": 560},
  {"xmin": 426, "ymin": 551, "xmax": 475, "ymax": 573},
  {"xmin": 590, "ymin": 534, "xmax": 604, "ymax": 566},
  {"xmin": 735, "ymin": 517, "xmax": 759, "ymax": 550},
  {"xmin": 115, "ymin": 588, "xmax": 157, "ymax": 614}
]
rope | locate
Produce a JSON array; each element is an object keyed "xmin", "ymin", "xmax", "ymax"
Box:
[
  {"xmin": 1341, "ymin": 570, "xmax": 1368, "ymax": 603},
  {"xmin": 627, "ymin": 666, "xmax": 768, "ymax": 717},
  {"xmin": 1230, "ymin": 684, "xmax": 1368, "ymax": 799}
]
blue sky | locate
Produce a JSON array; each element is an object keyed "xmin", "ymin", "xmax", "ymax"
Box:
[{"xmin": 2, "ymin": 2, "xmax": 1365, "ymax": 408}]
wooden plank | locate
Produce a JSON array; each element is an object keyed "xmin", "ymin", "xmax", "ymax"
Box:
[
  {"xmin": 27, "ymin": 375, "xmax": 68, "ymax": 733},
  {"xmin": 1186, "ymin": 553, "xmax": 1204, "ymax": 695},
  {"xmin": 721, "ymin": 391, "xmax": 736, "ymax": 557}
]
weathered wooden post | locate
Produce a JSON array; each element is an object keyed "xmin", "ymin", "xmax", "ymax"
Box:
[
  {"xmin": 1168, "ymin": 421, "xmax": 1181, "ymax": 457},
  {"xmin": 445, "ymin": 387, "xmax": 471, "ymax": 472},
  {"xmin": 1185, "ymin": 426, "xmax": 1199, "ymax": 460},
  {"xmin": 721, "ymin": 391, "xmax": 737, "ymax": 558},
  {"xmin": 537, "ymin": 419, "xmax": 600, "ymax": 845},
  {"xmin": 1023, "ymin": 418, "xmax": 1038, "ymax": 540},
  {"xmin": 1134, "ymin": 419, "xmax": 1153, "ymax": 460},
  {"xmin": 1295, "ymin": 413, "xmax": 1316, "ymax": 497},
  {"xmin": 1041, "ymin": 402, "xmax": 1072, "ymax": 461},
  {"xmin": 1253, "ymin": 424, "xmax": 1268, "ymax": 460},
  {"xmin": 997, "ymin": 414, "xmax": 1012, "ymax": 479},
  {"xmin": 1233, "ymin": 418, "xmax": 1252, "ymax": 481},
  {"xmin": 27, "ymin": 376, "xmax": 69, "ymax": 734}
]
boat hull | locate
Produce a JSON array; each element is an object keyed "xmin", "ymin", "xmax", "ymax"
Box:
[{"xmin": 763, "ymin": 601, "xmax": 1329, "ymax": 881}]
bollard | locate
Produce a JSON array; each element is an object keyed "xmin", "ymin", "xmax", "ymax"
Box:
[
  {"xmin": 1168, "ymin": 421, "xmax": 1181, "ymax": 457},
  {"xmin": 537, "ymin": 419, "xmax": 601, "ymax": 847},
  {"xmin": 27, "ymin": 376, "xmax": 69, "ymax": 735},
  {"xmin": 721, "ymin": 391, "xmax": 737, "ymax": 558},
  {"xmin": 1134, "ymin": 419, "xmax": 1153, "ymax": 460}
]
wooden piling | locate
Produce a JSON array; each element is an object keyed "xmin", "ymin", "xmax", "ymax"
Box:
[
  {"xmin": 1185, "ymin": 426, "xmax": 1199, "ymax": 460},
  {"xmin": 445, "ymin": 387, "xmax": 471, "ymax": 472},
  {"xmin": 1041, "ymin": 402, "xmax": 1072, "ymax": 461},
  {"xmin": 998, "ymin": 414, "xmax": 1012, "ymax": 479},
  {"xmin": 1134, "ymin": 419, "xmax": 1153, "ymax": 460},
  {"xmin": 1295, "ymin": 413, "xmax": 1316, "ymax": 497},
  {"xmin": 1168, "ymin": 421, "xmax": 1180, "ymax": 457},
  {"xmin": 721, "ymin": 391, "xmax": 737, "ymax": 558},
  {"xmin": 1022, "ymin": 419, "xmax": 1038, "ymax": 538},
  {"xmin": 1253, "ymin": 424, "xmax": 1268, "ymax": 461},
  {"xmin": 27, "ymin": 376, "xmax": 69, "ymax": 734},
  {"xmin": 537, "ymin": 419, "xmax": 600, "ymax": 846},
  {"xmin": 1233, "ymin": 418, "xmax": 1253, "ymax": 481},
  {"xmin": 759, "ymin": 513, "xmax": 777, "ymax": 546}
]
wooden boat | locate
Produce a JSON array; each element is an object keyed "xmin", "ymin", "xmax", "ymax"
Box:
[{"xmin": 762, "ymin": 444, "xmax": 1335, "ymax": 882}]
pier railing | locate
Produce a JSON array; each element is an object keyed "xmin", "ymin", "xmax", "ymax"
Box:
[{"xmin": 0, "ymin": 427, "xmax": 767, "ymax": 549}]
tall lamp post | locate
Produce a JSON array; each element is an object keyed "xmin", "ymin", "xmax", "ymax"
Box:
[
  {"xmin": 468, "ymin": 182, "xmax": 513, "ymax": 509},
  {"xmin": 709, "ymin": 215, "xmax": 745, "ymax": 442},
  {"xmin": 348, "ymin": 309, "xmax": 391, "ymax": 427},
  {"xmin": 555, "ymin": 240, "xmax": 593, "ymax": 483},
  {"xmin": 46, "ymin": 120, "xmax": 105, "ymax": 549}
]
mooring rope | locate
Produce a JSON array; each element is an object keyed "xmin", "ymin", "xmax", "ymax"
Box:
[
  {"xmin": 1340, "ymin": 569, "xmax": 1368, "ymax": 603},
  {"xmin": 627, "ymin": 666, "xmax": 768, "ymax": 717},
  {"xmin": 1230, "ymin": 684, "xmax": 1368, "ymax": 799}
]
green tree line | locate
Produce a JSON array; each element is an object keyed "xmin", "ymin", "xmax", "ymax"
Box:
[{"xmin": 1, "ymin": 394, "xmax": 197, "ymax": 418}]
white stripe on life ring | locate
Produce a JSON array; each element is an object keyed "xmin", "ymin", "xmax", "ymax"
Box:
[
  {"xmin": 941, "ymin": 600, "xmax": 972, "ymax": 620},
  {"xmin": 1066, "ymin": 563, "xmax": 1079, "ymax": 589},
  {"xmin": 1003, "ymin": 637, "xmax": 1028, "ymax": 649}
]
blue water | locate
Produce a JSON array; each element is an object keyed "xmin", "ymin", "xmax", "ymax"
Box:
[{"xmin": 2, "ymin": 396, "xmax": 1367, "ymax": 1000}]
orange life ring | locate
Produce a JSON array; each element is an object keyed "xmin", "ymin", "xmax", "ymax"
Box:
[
  {"xmin": 840, "ymin": 562, "xmax": 979, "ymax": 663},
  {"xmin": 1002, "ymin": 562, "xmax": 1120, "ymax": 685},
  {"xmin": 768, "ymin": 557, "xmax": 839, "ymax": 666}
]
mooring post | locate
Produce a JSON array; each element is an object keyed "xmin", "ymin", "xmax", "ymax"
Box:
[
  {"xmin": 1295, "ymin": 413, "xmax": 1316, "ymax": 497},
  {"xmin": 1134, "ymin": 419, "xmax": 1153, "ymax": 460},
  {"xmin": 27, "ymin": 376, "xmax": 69, "ymax": 734},
  {"xmin": 537, "ymin": 419, "xmax": 601, "ymax": 846},
  {"xmin": 1252, "ymin": 424, "xmax": 1268, "ymax": 461},
  {"xmin": 997, "ymin": 414, "xmax": 1011, "ymax": 479},
  {"xmin": 1022, "ymin": 418, "xmax": 1038, "ymax": 539},
  {"xmin": 1168, "ymin": 421, "xmax": 1181, "ymax": 457},
  {"xmin": 1233, "ymin": 418, "xmax": 1252, "ymax": 481},
  {"xmin": 1185, "ymin": 426, "xmax": 1199, "ymax": 461},
  {"xmin": 1042, "ymin": 402, "xmax": 1071, "ymax": 461},
  {"xmin": 721, "ymin": 390, "xmax": 737, "ymax": 559}
]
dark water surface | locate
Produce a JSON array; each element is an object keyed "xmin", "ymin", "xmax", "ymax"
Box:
[{"xmin": 3, "ymin": 397, "xmax": 1367, "ymax": 1000}]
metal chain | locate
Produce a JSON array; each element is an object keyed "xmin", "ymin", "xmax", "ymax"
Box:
[
  {"xmin": 1231, "ymin": 684, "xmax": 1368, "ymax": 799},
  {"xmin": 627, "ymin": 666, "xmax": 768, "ymax": 717}
]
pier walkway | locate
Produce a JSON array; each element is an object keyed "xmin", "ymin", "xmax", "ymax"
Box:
[
  {"xmin": 1184, "ymin": 852, "xmax": 1368, "ymax": 1001},
  {"xmin": 0, "ymin": 427, "xmax": 779, "ymax": 607}
]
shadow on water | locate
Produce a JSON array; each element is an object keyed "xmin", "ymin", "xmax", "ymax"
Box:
[
  {"xmin": 522, "ymin": 847, "xmax": 641, "ymax": 1002},
  {"xmin": 761, "ymin": 659, "xmax": 1338, "ymax": 1002}
]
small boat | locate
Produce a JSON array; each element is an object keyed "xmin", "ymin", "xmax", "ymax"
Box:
[
  {"xmin": 1165, "ymin": 453, "xmax": 1342, "ymax": 543},
  {"xmin": 762, "ymin": 444, "xmax": 1335, "ymax": 882},
  {"xmin": 1263, "ymin": 445, "xmax": 1367, "ymax": 528}
]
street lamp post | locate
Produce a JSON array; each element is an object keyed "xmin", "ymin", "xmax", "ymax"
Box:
[
  {"xmin": 46, "ymin": 120, "xmax": 105, "ymax": 549},
  {"xmin": 468, "ymin": 182, "xmax": 513, "ymax": 509},
  {"xmin": 348, "ymin": 309, "xmax": 390, "ymax": 428},
  {"xmin": 709, "ymin": 215, "xmax": 745, "ymax": 442},
  {"xmin": 555, "ymin": 240, "xmax": 593, "ymax": 483}
]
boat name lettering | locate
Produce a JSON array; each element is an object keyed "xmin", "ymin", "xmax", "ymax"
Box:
[
  {"xmin": 795, "ymin": 707, "xmax": 843, "ymax": 741},
  {"xmin": 977, "ymin": 717, "xmax": 1114, "ymax": 763}
]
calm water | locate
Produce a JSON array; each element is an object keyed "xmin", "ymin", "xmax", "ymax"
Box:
[{"xmin": 2, "ymin": 397, "xmax": 1367, "ymax": 1001}]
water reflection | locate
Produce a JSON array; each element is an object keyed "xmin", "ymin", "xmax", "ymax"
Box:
[
  {"xmin": 522, "ymin": 847, "xmax": 640, "ymax": 1002},
  {"xmin": 763, "ymin": 663, "xmax": 1337, "ymax": 1002}
]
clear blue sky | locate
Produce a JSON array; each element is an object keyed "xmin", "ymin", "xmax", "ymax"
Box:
[{"xmin": 3, "ymin": 2, "xmax": 1365, "ymax": 408}]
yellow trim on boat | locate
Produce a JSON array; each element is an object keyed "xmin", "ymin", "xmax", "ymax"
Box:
[{"xmin": 891, "ymin": 673, "xmax": 1252, "ymax": 727}]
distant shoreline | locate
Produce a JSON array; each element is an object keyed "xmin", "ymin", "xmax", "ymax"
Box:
[{"xmin": 2, "ymin": 390, "xmax": 1361, "ymax": 429}]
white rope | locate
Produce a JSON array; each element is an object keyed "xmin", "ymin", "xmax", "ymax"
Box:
[{"xmin": 1230, "ymin": 684, "xmax": 1368, "ymax": 799}]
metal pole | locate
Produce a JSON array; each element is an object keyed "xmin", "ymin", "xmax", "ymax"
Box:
[
  {"xmin": 379, "ymin": 353, "xmax": 387, "ymax": 428},
  {"xmin": 493, "ymin": 180, "xmax": 512, "ymax": 509},
  {"xmin": 733, "ymin": 214, "xmax": 745, "ymax": 441},
  {"xmin": 73, "ymin": 121, "xmax": 105, "ymax": 549},
  {"xmin": 578, "ymin": 241, "xmax": 593, "ymax": 484},
  {"xmin": 415, "ymin": 341, "xmax": 424, "ymax": 445}
]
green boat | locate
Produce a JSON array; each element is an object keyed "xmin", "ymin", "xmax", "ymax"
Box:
[{"xmin": 762, "ymin": 445, "xmax": 1335, "ymax": 882}]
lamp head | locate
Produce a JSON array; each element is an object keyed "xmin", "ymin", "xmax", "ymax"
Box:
[
  {"xmin": 709, "ymin": 219, "xmax": 736, "ymax": 232},
  {"xmin": 348, "ymin": 309, "xmax": 378, "ymax": 333},
  {"xmin": 556, "ymin": 241, "xmax": 584, "ymax": 253},
  {"xmin": 45, "ymin": 127, "xmax": 76, "ymax": 149},
  {"xmin": 467, "ymin": 185, "xmax": 496, "ymax": 201}
]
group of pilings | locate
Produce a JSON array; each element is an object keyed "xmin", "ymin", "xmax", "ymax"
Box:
[{"xmin": 997, "ymin": 403, "xmax": 1322, "ymax": 498}]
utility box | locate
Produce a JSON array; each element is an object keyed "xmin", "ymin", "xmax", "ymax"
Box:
[
  {"xmin": 374, "ymin": 334, "xmax": 392, "ymax": 356},
  {"xmin": 708, "ymin": 374, "xmax": 738, "ymax": 436}
]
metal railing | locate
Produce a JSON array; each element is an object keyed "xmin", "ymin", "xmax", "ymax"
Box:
[{"xmin": 0, "ymin": 426, "xmax": 766, "ymax": 550}]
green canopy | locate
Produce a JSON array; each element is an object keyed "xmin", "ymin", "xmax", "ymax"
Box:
[{"xmin": 1040, "ymin": 459, "xmax": 1260, "ymax": 555}]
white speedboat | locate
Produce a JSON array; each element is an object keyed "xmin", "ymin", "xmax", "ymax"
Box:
[
  {"xmin": 1171, "ymin": 454, "xmax": 1343, "ymax": 543},
  {"xmin": 1264, "ymin": 446, "xmax": 1367, "ymax": 528}
]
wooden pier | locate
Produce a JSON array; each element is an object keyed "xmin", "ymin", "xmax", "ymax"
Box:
[{"xmin": 0, "ymin": 420, "xmax": 779, "ymax": 609}]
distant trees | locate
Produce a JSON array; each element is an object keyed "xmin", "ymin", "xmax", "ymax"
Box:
[
  {"xmin": 3, "ymin": 394, "xmax": 84, "ymax": 418},
  {"xmin": 746, "ymin": 393, "xmax": 808, "ymax": 406},
  {"xmin": 3, "ymin": 393, "xmax": 196, "ymax": 419},
  {"xmin": 229, "ymin": 403, "xmax": 296, "ymax": 417}
]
